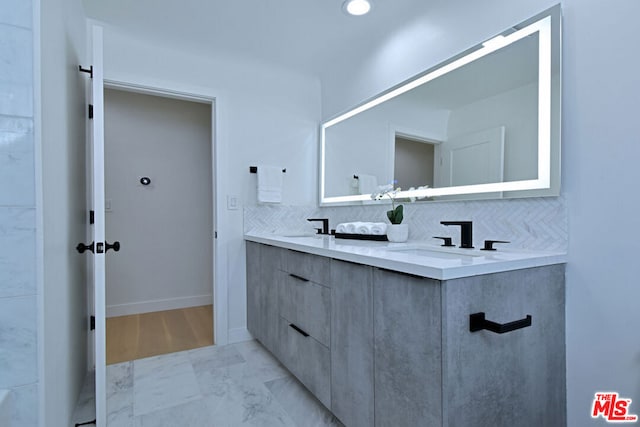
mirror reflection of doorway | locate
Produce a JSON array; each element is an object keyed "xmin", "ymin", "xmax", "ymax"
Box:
[
  {"xmin": 103, "ymin": 88, "xmax": 215, "ymax": 365},
  {"xmin": 394, "ymin": 135, "xmax": 437, "ymax": 190}
]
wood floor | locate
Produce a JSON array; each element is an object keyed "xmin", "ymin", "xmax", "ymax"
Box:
[{"xmin": 106, "ymin": 305, "xmax": 214, "ymax": 365}]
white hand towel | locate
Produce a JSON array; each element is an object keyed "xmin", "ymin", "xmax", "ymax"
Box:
[
  {"xmin": 357, "ymin": 223, "xmax": 373, "ymax": 235},
  {"xmin": 257, "ymin": 165, "xmax": 283, "ymax": 203},
  {"xmin": 370, "ymin": 223, "xmax": 388, "ymax": 235}
]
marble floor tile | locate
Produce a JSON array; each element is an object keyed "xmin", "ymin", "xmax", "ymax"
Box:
[
  {"xmin": 203, "ymin": 375, "xmax": 294, "ymax": 427},
  {"xmin": 133, "ymin": 351, "xmax": 201, "ymax": 417},
  {"xmin": 71, "ymin": 371, "xmax": 96, "ymax": 425},
  {"xmin": 188, "ymin": 344, "xmax": 245, "ymax": 374},
  {"xmin": 265, "ymin": 376, "xmax": 344, "ymax": 427},
  {"xmin": 82, "ymin": 340, "xmax": 341, "ymax": 427},
  {"xmin": 134, "ymin": 398, "xmax": 215, "ymax": 427},
  {"xmin": 107, "ymin": 362, "xmax": 134, "ymax": 426},
  {"xmin": 229, "ymin": 340, "xmax": 290, "ymax": 384}
]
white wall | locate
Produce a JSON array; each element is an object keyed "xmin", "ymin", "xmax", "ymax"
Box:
[
  {"xmin": 104, "ymin": 88, "xmax": 213, "ymax": 316},
  {"xmin": 562, "ymin": 0, "xmax": 640, "ymax": 423},
  {"xmin": 0, "ymin": 1, "xmax": 39, "ymax": 425},
  {"xmin": 320, "ymin": 0, "xmax": 640, "ymax": 425},
  {"xmin": 96, "ymin": 25, "xmax": 321, "ymax": 341},
  {"xmin": 40, "ymin": 0, "xmax": 89, "ymax": 425}
]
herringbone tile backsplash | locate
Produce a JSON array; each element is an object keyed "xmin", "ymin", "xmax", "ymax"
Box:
[{"xmin": 244, "ymin": 196, "xmax": 567, "ymax": 252}]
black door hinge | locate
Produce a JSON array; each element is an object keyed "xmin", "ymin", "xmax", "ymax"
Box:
[
  {"xmin": 90, "ymin": 315, "xmax": 95, "ymax": 330},
  {"xmin": 79, "ymin": 65, "xmax": 93, "ymax": 78},
  {"xmin": 88, "ymin": 104, "xmax": 94, "ymax": 119},
  {"xmin": 89, "ymin": 210, "xmax": 94, "ymax": 225}
]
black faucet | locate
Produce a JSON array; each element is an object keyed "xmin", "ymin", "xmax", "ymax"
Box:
[
  {"xmin": 440, "ymin": 221, "xmax": 474, "ymax": 249},
  {"xmin": 307, "ymin": 218, "xmax": 330, "ymax": 235}
]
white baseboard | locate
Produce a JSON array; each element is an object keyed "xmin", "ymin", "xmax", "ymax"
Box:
[
  {"xmin": 228, "ymin": 327, "xmax": 253, "ymax": 344},
  {"xmin": 107, "ymin": 294, "xmax": 213, "ymax": 317}
]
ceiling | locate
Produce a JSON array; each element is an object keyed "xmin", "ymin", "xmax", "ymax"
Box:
[{"xmin": 82, "ymin": 0, "xmax": 433, "ymax": 77}]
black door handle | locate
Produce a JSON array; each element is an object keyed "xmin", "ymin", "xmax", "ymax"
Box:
[
  {"xmin": 76, "ymin": 242, "xmax": 95, "ymax": 254},
  {"xmin": 105, "ymin": 241, "xmax": 120, "ymax": 252},
  {"xmin": 76, "ymin": 241, "xmax": 120, "ymax": 254}
]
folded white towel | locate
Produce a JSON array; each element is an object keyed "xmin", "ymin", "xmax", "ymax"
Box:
[
  {"xmin": 257, "ymin": 165, "xmax": 283, "ymax": 203},
  {"xmin": 370, "ymin": 223, "xmax": 387, "ymax": 235},
  {"xmin": 357, "ymin": 223, "xmax": 372, "ymax": 235},
  {"xmin": 345, "ymin": 222, "xmax": 359, "ymax": 233},
  {"xmin": 336, "ymin": 223, "xmax": 349, "ymax": 234}
]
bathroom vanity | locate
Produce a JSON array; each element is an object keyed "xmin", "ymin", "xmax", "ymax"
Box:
[{"xmin": 244, "ymin": 233, "xmax": 566, "ymax": 427}]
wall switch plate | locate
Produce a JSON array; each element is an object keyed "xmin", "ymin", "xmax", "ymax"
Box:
[{"xmin": 227, "ymin": 195, "xmax": 239, "ymax": 210}]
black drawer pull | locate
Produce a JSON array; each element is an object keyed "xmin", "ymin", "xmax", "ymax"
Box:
[
  {"xmin": 289, "ymin": 323, "xmax": 310, "ymax": 337},
  {"xmin": 289, "ymin": 273, "xmax": 309, "ymax": 282},
  {"xmin": 469, "ymin": 312, "xmax": 532, "ymax": 334}
]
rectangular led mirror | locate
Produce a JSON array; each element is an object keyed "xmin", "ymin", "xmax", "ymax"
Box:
[{"xmin": 320, "ymin": 5, "xmax": 561, "ymax": 205}]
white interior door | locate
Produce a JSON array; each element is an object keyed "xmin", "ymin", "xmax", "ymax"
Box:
[
  {"xmin": 89, "ymin": 24, "xmax": 107, "ymax": 427},
  {"xmin": 435, "ymin": 126, "xmax": 505, "ymax": 199}
]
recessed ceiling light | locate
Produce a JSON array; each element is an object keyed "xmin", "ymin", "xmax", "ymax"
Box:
[{"xmin": 343, "ymin": 0, "xmax": 371, "ymax": 16}]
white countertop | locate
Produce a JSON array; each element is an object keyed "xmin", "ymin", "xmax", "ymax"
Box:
[{"xmin": 244, "ymin": 232, "xmax": 567, "ymax": 280}]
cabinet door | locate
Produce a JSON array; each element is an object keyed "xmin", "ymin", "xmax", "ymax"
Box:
[
  {"xmin": 373, "ymin": 268, "xmax": 442, "ymax": 427},
  {"xmin": 331, "ymin": 260, "xmax": 374, "ymax": 427},
  {"xmin": 245, "ymin": 242, "xmax": 282, "ymax": 354},
  {"xmin": 441, "ymin": 265, "xmax": 566, "ymax": 427},
  {"xmin": 246, "ymin": 241, "xmax": 262, "ymax": 341}
]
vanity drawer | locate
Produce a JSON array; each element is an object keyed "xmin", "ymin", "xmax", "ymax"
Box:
[
  {"xmin": 279, "ymin": 272, "xmax": 331, "ymax": 347},
  {"xmin": 283, "ymin": 249, "xmax": 331, "ymax": 286},
  {"xmin": 278, "ymin": 315, "xmax": 331, "ymax": 409}
]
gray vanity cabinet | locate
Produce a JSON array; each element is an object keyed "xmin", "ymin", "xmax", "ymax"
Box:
[
  {"xmin": 373, "ymin": 268, "xmax": 443, "ymax": 427},
  {"xmin": 441, "ymin": 265, "xmax": 566, "ymax": 427},
  {"xmin": 245, "ymin": 241, "xmax": 282, "ymax": 353},
  {"xmin": 330, "ymin": 259, "xmax": 375, "ymax": 427},
  {"xmin": 374, "ymin": 264, "xmax": 566, "ymax": 427},
  {"xmin": 246, "ymin": 241, "xmax": 566, "ymax": 427}
]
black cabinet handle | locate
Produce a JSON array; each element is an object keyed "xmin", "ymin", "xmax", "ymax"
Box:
[
  {"xmin": 469, "ymin": 312, "xmax": 532, "ymax": 334},
  {"xmin": 289, "ymin": 273, "xmax": 309, "ymax": 282},
  {"xmin": 289, "ymin": 323, "xmax": 310, "ymax": 337}
]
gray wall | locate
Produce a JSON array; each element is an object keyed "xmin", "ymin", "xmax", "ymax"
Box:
[
  {"xmin": 0, "ymin": 1, "xmax": 39, "ymax": 425},
  {"xmin": 104, "ymin": 89, "xmax": 213, "ymax": 316}
]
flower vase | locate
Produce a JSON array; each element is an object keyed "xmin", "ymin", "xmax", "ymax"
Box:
[{"xmin": 387, "ymin": 223, "xmax": 408, "ymax": 242}]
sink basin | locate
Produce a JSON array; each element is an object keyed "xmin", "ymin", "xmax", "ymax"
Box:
[
  {"xmin": 276, "ymin": 232, "xmax": 319, "ymax": 238},
  {"xmin": 386, "ymin": 245, "xmax": 484, "ymax": 260}
]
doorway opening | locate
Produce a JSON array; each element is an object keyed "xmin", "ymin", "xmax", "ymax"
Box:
[
  {"xmin": 102, "ymin": 87, "xmax": 215, "ymax": 364},
  {"xmin": 393, "ymin": 133, "xmax": 439, "ymax": 190}
]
